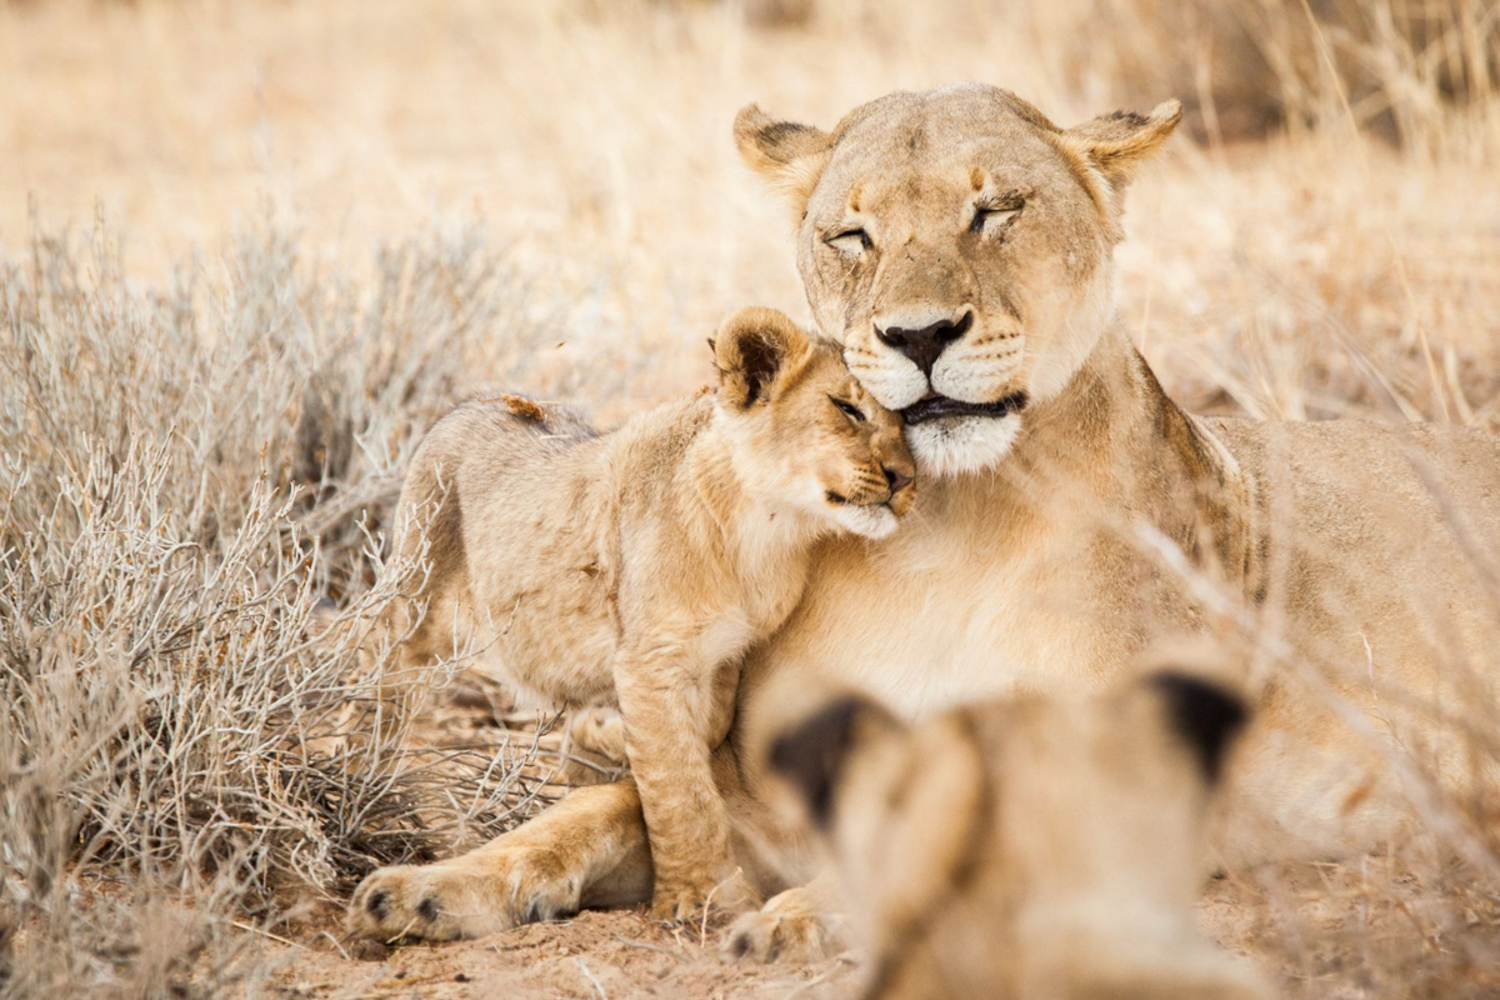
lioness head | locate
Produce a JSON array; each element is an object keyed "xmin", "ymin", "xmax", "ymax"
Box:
[
  {"xmin": 735, "ymin": 85, "xmax": 1181, "ymax": 477},
  {"xmin": 764, "ymin": 672, "xmax": 1271, "ymax": 1000},
  {"xmin": 713, "ymin": 306, "xmax": 916, "ymax": 540}
]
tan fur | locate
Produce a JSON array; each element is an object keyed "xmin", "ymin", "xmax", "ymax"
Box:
[
  {"xmin": 726, "ymin": 84, "xmax": 1500, "ymax": 860},
  {"xmin": 748, "ymin": 669, "xmax": 1273, "ymax": 1000},
  {"xmin": 346, "ymin": 85, "xmax": 1500, "ymax": 957},
  {"xmin": 347, "ymin": 307, "xmax": 914, "ymax": 936}
]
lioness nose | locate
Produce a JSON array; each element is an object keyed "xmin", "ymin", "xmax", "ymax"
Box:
[
  {"xmin": 883, "ymin": 466, "xmax": 913, "ymax": 494},
  {"xmin": 875, "ymin": 312, "xmax": 972, "ymax": 377}
]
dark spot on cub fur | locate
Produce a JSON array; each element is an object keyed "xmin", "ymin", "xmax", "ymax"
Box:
[
  {"xmin": 366, "ymin": 889, "xmax": 390, "ymax": 918},
  {"xmin": 417, "ymin": 897, "xmax": 440, "ymax": 923}
]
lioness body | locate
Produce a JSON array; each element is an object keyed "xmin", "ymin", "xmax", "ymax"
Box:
[
  {"xmin": 348, "ymin": 309, "xmax": 914, "ymax": 933},
  {"xmin": 348, "ymin": 86, "xmax": 1500, "ymax": 954},
  {"xmin": 744, "ymin": 343, "xmax": 1500, "ymax": 863}
]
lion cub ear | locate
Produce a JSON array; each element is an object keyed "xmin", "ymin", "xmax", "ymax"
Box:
[
  {"xmin": 766, "ymin": 693, "xmax": 900, "ymax": 828},
  {"xmin": 1141, "ymin": 671, "xmax": 1249, "ymax": 785},
  {"xmin": 1063, "ymin": 99, "xmax": 1182, "ymax": 201},
  {"xmin": 713, "ymin": 307, "xmax": 811, "ymax": 409},
  {"xmin": 734, "ymin": 104, "xmax": 834, "ymax": 219}
]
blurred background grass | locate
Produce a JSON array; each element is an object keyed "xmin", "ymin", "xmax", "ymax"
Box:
[{"xmin": 4, "ymin": 0, "xmax": 1499, "ymax": 424}]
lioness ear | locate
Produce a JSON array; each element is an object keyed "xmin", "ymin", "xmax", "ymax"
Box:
[
  {"xmin": 1064, "ymin": 99, "xmax": 1182, "ymax": 196},
  {"xmin": 1143, "ymin": 671, "xmax": 1249, "ymax": 784},
  {"xmin": 767, "ymin": 694, "xmax": 898, "ymax": 828},
  {"xmin": 734, "ymin": 103, "xmax": 834, "ymax": 219},
  {"xmin": 713, "ymin": 307, "xmax": 811, "ymax": 409}
]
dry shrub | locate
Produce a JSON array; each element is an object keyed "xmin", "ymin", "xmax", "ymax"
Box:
[{"xmin": 0, "ymin": 215, "xmax": 598, "ymax": 997}]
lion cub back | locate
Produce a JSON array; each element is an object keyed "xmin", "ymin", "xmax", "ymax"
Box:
[{"xmin": 395, "ymin": 389, "xmax": 715, "ymax": 708}]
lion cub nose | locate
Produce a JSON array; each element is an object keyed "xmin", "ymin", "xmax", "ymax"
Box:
[
  {"xmin": 884, "ymin": 466, "xmax": 914, "ymax": 495},
  {"xmin": 875, "ymin": 312, "xmax": 972, "ymax": 376}
]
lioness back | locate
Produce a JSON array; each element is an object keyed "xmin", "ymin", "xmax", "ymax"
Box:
[{"xmin": 1201, "ymin": 416, "xmax": 1500, "ymax": 859}]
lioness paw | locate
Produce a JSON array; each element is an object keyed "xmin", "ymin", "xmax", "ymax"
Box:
[
  {"xmin": 347, "ymin": 847, "xmax": 584, "ymax": 943},
  {"xmin": 721, "ymin": 892, "xmax": 839, "ymax": 963},
  {"xmin": 348, "ymin": 864, "xmax": 470, "ymax": 943}
]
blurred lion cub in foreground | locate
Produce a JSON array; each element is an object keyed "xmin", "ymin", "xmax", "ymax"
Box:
[
  {"xmin": 350, "ymin": 307, "xmax": 915, "ymax": 928},
  {"xmin": 759, "ymin": 668, "xmax": 1274, "ymax": 1000}
]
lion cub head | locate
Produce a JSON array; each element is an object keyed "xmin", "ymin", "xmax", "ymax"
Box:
[
  {"xmin": 765, "ymin": 672, "xmax": 1273, "ymax": 1000},
  {"xmin": 735, "ymin": 86, "xmax": 1181, "ymax": 477},
  {"xmin": 713, "ymin": 306, "xmax": 915, "ymax": 539}
]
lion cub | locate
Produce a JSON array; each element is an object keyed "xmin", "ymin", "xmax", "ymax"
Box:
[
  {"xmin": 752, "ymin": 669, "xmax": 1274, "ymax": 1000},
  {"xmin": 374, "ymin": 306, "xmax": 914, "ymax": 922}
]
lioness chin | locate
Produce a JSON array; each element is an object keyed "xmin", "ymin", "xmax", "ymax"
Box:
[
  {"xmin": 346, "ymin": 85, "xmax": 1500, "ymax": 961},
  {"xmin": 347, "ymin": 307, "xmax": 913, "ymax": 937}
]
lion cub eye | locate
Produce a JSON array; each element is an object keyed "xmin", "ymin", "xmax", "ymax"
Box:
[
  {"xmin": 824, "ymin": 228, "xmax": 873, "ymax": 257},
  {"xmin": 830, "ymin": 397, "xmax": 866, "ymax": 423}
]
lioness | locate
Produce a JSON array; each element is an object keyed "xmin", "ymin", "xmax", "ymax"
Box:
[
  {"xmin": 349, "ymin": 85, "xmax": 1500, "ymax": 953},
  {"xmin": 348, "ymin": 307, "xmax": 914, "ymax": 932},
  {"xmin": 760, "ymin": 668, "xmax": 1272, "ymax": 999}
]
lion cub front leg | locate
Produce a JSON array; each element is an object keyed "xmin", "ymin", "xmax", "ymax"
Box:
[{"xmin": 614, "ymin": 642, "xmax": 744, "ymax": 922}]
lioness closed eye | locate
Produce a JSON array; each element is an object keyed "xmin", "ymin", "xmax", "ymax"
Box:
[
  {"xmin": 348, "ymin": 306, "xmax": 915, "ymax": 935},
  {"xmin": 761, "ymin": 673, "xmax": 1274, "ymax": 1000}
]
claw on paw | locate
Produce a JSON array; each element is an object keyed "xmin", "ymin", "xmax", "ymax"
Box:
[
  {"xmin": 722, "ymin": 904, "xmax": 837, "ymax": 964},
  {"xmin": 346, "ymin": 847, "xmax": 586, "ymax": 944},
  {"xmin": 650, "ymin": 868, "xmax": 756, "ymax": 924}
]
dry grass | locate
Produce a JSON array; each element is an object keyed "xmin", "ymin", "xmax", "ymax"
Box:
[
  {"xmin": 0, "ymin": 214, "xmax": 614, "ymax": 997},
  {"xmin": 2, "ymin": 0, "xmax": 1499, "ymax": 997}
]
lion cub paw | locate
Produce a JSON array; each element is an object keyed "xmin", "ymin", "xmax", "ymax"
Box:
[
  {"xmin": 649, "ymin": 868, "xmax": 755, "ymax": 924},
  {"xmin": 721, "ymin": 889, "xmax": 839, "ymax": 963},
  {"xmin": 347, "ymin": 848, "xmax": 584, "ymax": 943}
]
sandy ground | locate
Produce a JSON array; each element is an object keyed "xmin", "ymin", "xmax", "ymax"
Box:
[
  {"xmin": 268, "ymin": 910, "xmax": 853, "ymax": 1000},
  {"xmin": 250, "ymin": 862, "xmax": 1500, "ymax": 1000}
]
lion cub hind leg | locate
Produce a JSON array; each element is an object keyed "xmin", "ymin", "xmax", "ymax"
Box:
[{"xmin": 566, "ymin": 704, "xmax": 627, "ymax": 764}]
